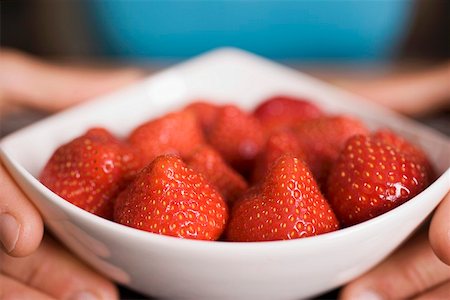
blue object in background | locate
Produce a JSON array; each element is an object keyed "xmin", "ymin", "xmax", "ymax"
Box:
[{"xmin": 90, "ymin": 0, "xmax": 413, "ymax": 61}]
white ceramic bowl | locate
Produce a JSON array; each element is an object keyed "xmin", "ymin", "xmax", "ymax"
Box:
[{"xmin": 1, "ymin": 48, "xmax": 449, "ymax": 300}]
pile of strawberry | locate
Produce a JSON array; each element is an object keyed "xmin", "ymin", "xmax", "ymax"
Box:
[{"xmin": 40, "ymin": 96, "xmax": 434, "ymax": 242}]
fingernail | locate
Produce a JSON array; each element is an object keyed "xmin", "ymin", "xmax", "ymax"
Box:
[
  {"xmin": 0, "ymin": 213, "xmax": 20, "ymax": 253},
  {"xmin": 353, "ymin": 290, "xmax": 383, "ymax": 300},
  {"xmin": 70, "ymin": 291, "xmax": 99, "ymax": 300}
]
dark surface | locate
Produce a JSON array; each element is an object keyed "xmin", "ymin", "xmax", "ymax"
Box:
[{"xmin": 118, "ymin": 286, "xmax": 340, "ymax": 300}]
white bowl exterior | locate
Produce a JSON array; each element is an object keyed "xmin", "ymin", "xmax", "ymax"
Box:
[{"xmin": 1, "ymin": 48, "xmax": 449, "ymax": 300}]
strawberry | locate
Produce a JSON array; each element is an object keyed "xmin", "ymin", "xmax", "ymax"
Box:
[
  {"xmin": 186, "ymin": 145, "xmax": 248, "ymax": 204},
  {"xmin": 120, "ymin": 144, "xmax": 144, "ymax": 182},
  {"xmin": 127, "ymin": 111, "xmax": 205, "ymax": 170},
  {"xmin": 253, "ymin": 95, "xmax": 323, "ymax": 132},
  {"xmin": 373, "ymin": 129, "xmax": 434, "ymax": 178},
  {"xmin": 227, "ymin": 154, "xmax": 339, "ymax": 242},
  {"xmin": 114, "ymin": 155, "xmax": 228, "ymax": 240},
  {"xmin": 207, "ymin": 105, "xmax": 265, "ymax": 172},
  {"xmin": 252, "ymin": 130, "xmax": 306, "ymax": 183},
  {"xmin": 184, "ymin": 101, "xmax": 220, "ymax": 134},
  {"xmin": 292, "ymin": 115, "xmax": 369, "ymax": 184},
  {"xmin": 40, "ymin": 128, "xmax": 126, "ymax": 219},
  {"xmin": 327, "ymin": 135, "xmax": 431, "ymax": 227}
]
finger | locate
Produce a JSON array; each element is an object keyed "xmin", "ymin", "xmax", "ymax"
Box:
[
  {"xmin": 0, "ymin": 48, "xmax": 144, "ymax": 112},
  {"xmin": 414, "ymin": 281, "xmax": 450, "ymax": 300},
  {"xmin": 430, "ymin": 192, "xmax": 450, "ymax": 265},
  {"xmin": 335, "ymin": 62, "xmax": 450, "ymax": 116},
  {"xmin": 0, "ymin": 164, "xmax": 44, "ymax": 256},
  {"xmin": 0, "ymin": 275, "xmax": 56, "ymax": 300},
  {"xmin": 0, "ymin": 236, "xmax": 118, "ymax": 300},
  {"xmin": 340, "ymin": 230, "xmax": 450, "ymax": 300}
]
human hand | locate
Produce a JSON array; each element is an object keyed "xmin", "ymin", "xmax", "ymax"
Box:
[
  {"xmin": 338, "ymin": 63, "xmax": 450, "ymax": 299},
  {"xmin": 341, "ymin": 192, "xmax": 450, "ymax": 299},
  {"xmin": 0, "ymin": 236, "xmax": 119, "ymax": 300},
  {"xmin": 0, "ymin": 49, "xmax": 142, "ymax": 299}
]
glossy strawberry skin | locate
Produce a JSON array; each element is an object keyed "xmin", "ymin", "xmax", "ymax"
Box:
[
  {"xmin": 228, "ymin": 154, "xmax": 339, "ymax": 242},
  {"xmin": 293, "ymin": 116, "xmax": 369, "ymax": 184},
  {"xmin": 127, "ymin": 111, "xmax": 205, "ymax": 170},
  {"xmin": 184, "ymin": 101, "xmax": 220, "ymax": 134},
  {"xmin": 327, "ymin": 135, "xmax": 431, "ymax": 227},
  {"xmin": 252, "ymin": 130, "xmax": 306, "ymax": 184},
  {"xmin": 114, "ymin": 155, "xmax": 228, "ymax": 241},
  {"xmin": 253, "ymin": 95, "xmax": 323, "ymax": 132},
  {"xmin": 186, "ymin": 145, "xmax": 248, "ymax": 204},
  {"xmin": 373, "ymin": 129, "xmax": 434, "ymax": 179},
  {"xmin": 40, "ymin": 128, "xmax": 125, "ymax": 219},
  {"xmin": 207, "ymin": 105, "xmax": 265, "ymax": 172}
]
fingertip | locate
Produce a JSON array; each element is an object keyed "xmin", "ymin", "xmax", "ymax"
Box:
[
  {"xmin": 429, "ymin": 192, "xmax": 450, "ymax": 265},
  {"xmin": 0, "ymin": 165, "xmax": 44, "ymax": 257},
  {"xmin": 97, "ymin": 281, "xmax": 119, "ymax": 300},
  {"xmin": 8, "ymin": 210, "xmax": 44, "ymax": 257},
  {"xmin": 71, "ymin": 282, "xmax": 118, "ymax": 300},
  {"xmin": 81, "ymin": 267, "xmax": 119, "ymax": 300},
  {"xmin": 48, "ymin": 237, "xmax": 120, "ymax": 300},
  {"xmin": 68, "ymin": 271, "xmax": 119, "ymax": 300},
  {"xmin": 340, "ymin": 281, "xmax": 385, "ymax": 300}
]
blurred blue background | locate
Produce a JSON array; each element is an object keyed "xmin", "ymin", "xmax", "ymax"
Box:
[
  {"xmin": 4, "ymin": 0, "xmax": 448, "ymax": 64},
  {"xmin": 91, "ymin": 0, "xmax": 413, "ymax": 61}
]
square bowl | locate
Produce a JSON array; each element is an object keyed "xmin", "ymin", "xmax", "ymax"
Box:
[{"xmin": 1, "ymin": 48, "xmax": 449, "ymax": 300}]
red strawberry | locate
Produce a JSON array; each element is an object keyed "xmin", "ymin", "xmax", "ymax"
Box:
[
  {"xmin": 292, "ymin": 116, "xmax": 369, "ymax": 184},
  {"xmin": 114, "ymin": 155, "xmax": 228, "ymax": 240},
  {"xmin": 253, "ymin": 95, "xmax": 323, "ymax": 132},
  {"xmin": 186, "ymin": 145, "xmax": 248, "ymax": 204},
  {"xmin": 184, "ymin": 101, "xmax": 220, "ymax": 134},
  {"xmin": 373, "ymin": 129, "xmax": 434, "ymax": 178},
  {"xmin": 252, "ymin": 130, "xmax": 306, "ymax": 183},
  {"xmin": 227, "ymin": 154, "xmax": 339, "ymax": 242},
  {"xmin": 40, "ymin": 128, "xmax": 125, "ymax": 219},
  {"xmin": 207, "ymin": 105, "xmax": 265, "ymax": 172},
  {"xmin": 327, "ymin": 135, "xmax": 431, "ymax": 226},
  {"xmin": 128, "ymin": 111, "xmax": 205, "ymax": 170},
  {"xmin": 120, "ymin": 144, "xmax": 144, "ymax": 182}
]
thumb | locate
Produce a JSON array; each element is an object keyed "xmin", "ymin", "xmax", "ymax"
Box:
[
  {"xmin": 0, "ymin": 48, "xmax": 144, "ymax": 112},
  {"xmin": 429, "ymin": 192, "xmax": 450, "ymax": 265}
]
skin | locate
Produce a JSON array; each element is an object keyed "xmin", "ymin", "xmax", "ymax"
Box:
[
  {"xmin": 0, "ymin": 49, "xmax": 449, "ymax": 299},
  {"xmin": 335, "ymin": 62, "xmax": 450, "ymax": 116},
  {"xmin": 340, "ymin": 208, "xmax": 450, "ymax": 300},
  {"xmin": 0, "ymin": 237, "xmax": 118, "ymax": 300},
  {"xmin": 0, "ymin": 49, "xmax": 142, "ymax": 300}
]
